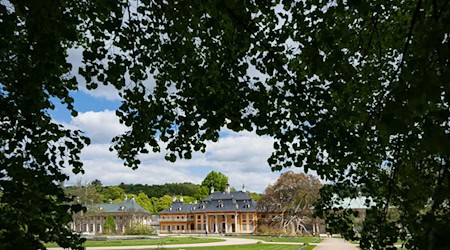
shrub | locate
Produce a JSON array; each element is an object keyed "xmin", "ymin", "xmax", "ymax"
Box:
[{"xmin": 125, "ymin": 224, "xmax": 156, "ymax": 235}]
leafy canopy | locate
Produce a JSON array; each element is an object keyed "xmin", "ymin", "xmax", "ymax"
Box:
[{"xmin": 2, "ymin": 0, "xmax": 449, "ymax": 249}]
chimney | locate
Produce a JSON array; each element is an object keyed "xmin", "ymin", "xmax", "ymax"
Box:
[
  {"xmin": 124, "ymin": 194, "xmax": 128, "ymax": 201},
  {"xmin": 173, "ymin": 196, "xmax": 176, "ymax": 202},
  {"xmin": 226, "ymin": 183, "xmax": 230, "ymax": 194},
  {"xmin": 131, "ymin": 194, "xmax": 135, "ymax": 202},
  {"xmin": 180, "ymin": 196, "xmax": 184, "ymax": 202},
  {"xmin": 211, "ymin": 186, "xmax": 215, "ymax": 194},
  {"xmin": 109, "ymin": 199, "xmax": 113, "ymax": 204}
]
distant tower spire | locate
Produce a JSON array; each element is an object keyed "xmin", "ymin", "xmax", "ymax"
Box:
[
  {"xmin": 211, "ymin": 186, "xmax": 215, "ymax": 194},
  {"xmin": 226, "ymin": 183, "xmax": 230, "ymax": 194},
  {"xmin": 242, "ymin": 183, "xmax": 246, "ymax": 192}
]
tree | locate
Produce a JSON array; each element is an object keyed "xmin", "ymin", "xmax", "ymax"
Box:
[
  {"xmin": 194, "ymin": 186, "xmax": 210, "ymax": 201},
  {"xmin": 157, "ymin": 195, "xmax": 174, "ymax": 212},
  {"xmin": 102, "ymin": 186, "xmax": 126, "ymax": 203},
  {"xmin": 65, "ymin": 180, "xmax": 104, "ymax": 204},
  {"xmin": 91, "ymin": 179, "xmax": 103, "ymax": 191},
  {"xmin": 0, "ymin": 0, "xmax": 110, "ymax": 248},
  {"xmin": 182, "ymin": 195, "xmax": 196, "ymax": 204},
  {"xmin": 258, "ymin": 171, "xmax": 322, "ymax": 235},
  {"xmin": 3, "ymin": 0, "xmax": 449, "ymax": 249},
  {"xmin": 201, "ymin": 171, "xmax": 229, "ymax": 192},
  {"xmin": 247, "ymin": 192, "xmax": 261, "ymax": 202},
  {"xmin": 135, "ymin": 192, "xmax": 156, "ymax": 214},
  {"xmin": 98, "ymin": 2, "xmax": 448, "ymax": 249},
  {"xmin": 103, "ymin": 215, "xmax": 116, "ymax": 234}
]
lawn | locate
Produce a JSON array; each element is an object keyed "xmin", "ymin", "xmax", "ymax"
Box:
[
  {"xmin": 156, "ymin": 243, "xmax": 316, "ymax": 250},
  {"xmin": 230, "ymin": 235, "xmax": 322, "ymax": 244},
  {"xmin": 45, "ymin": 236, "xmax": 223, "ymax": 247}
]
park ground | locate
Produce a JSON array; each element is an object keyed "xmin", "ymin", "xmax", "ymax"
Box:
[{"xmin": 45, "ymin": 235, "xmax": 369, "ymax": 250}]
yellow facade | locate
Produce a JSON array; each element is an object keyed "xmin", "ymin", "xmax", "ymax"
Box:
[{"xmin": 159, "ymin": 211, "xmax": 257, "ymax": 234}]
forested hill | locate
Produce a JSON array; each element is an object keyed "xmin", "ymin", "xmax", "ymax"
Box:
[{"xmin": 117, "ymin": 182, "xmax": 200, "ymax": 198}]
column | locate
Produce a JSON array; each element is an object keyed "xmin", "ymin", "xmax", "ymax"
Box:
[
  {"xmin": 93, "ymin": 223, "xmax": 96, "ymax": 234},
  {"xmin": 234, "ymin": 214, "xmax": 237, "ymax": 233},
  {"xmin": 214, "ymin": 215, "xmax": 218, "ymax": 233},
  {"xmin": 205, "ymin": 214, "xmax": 209, "ymax": 233},
  {"xmin": 99, "ymin": 224, "xmax": 102, "ymax": 234}
]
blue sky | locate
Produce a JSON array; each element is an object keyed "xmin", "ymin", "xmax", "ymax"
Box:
[{"xmin": 51, "ymin": 51, "xmax": 305, "ymax": 193}]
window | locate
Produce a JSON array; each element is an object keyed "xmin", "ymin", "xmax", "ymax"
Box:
[
  {"xmin": 197, "ymin": 224, "xmax": 202, "ymax": 230},
  {"xmin": 167, "ymin": 225, "xmax": 170, "ymax": 230},
  {"xmin": 249, "ymin": 223, "xmax": 254, "ymax": 231},
  {"xmin": 162, "ymin": 226, "xmax": 166, "ymax": 230},
  {"xmin": 231, "ymin": 215, "xmax": 235, "ymax": 219},
  {"xmin": 181, "ymin": 225, "xmax": 184, "ymax": 230},
  {"xmin": 198, "ymin": 215, "xmax": 201, "ymax": 220},
  {"xmin": 177, "ymin": 225, "xmax": 180, "ymax": 230},
  {"xmin": 177, "ymin": 216, "xmax": 180, "ymax": 219},
  {"xmin": 242, "ymin": 224, "xmax": 247, "ymax": 231}
]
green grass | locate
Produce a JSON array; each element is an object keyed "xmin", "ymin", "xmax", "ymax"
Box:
[
  {"xmin": 229, "ymin": 235, "xmax": 322, "ymax": 243},
  {"xmin": 45, "ymin": 236, "xmax": 223, "ymax": 247},
  {"xmin": 156, "ymin": 243, "xmax": 316, "ymax": 250}
]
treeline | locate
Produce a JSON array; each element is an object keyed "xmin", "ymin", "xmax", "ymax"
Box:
[
  {"xmin": 117, "ymin": 182, "xmax": 200, "ymax": 198},
  {"xmin": 66, "ymin": 171, "xmax": 262, "ymax": 214}
]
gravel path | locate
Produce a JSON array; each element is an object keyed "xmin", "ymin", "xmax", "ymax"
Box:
[{"xmin": 312, "ymin": 238, "xmax": 359, "ymax": 250}]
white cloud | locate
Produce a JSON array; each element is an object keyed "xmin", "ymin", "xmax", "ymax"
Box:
[
  {"xmin": 71, "ymin": 110, "xmax": 127, "ymax": 143},
  {"xmin": 61, "ymin": 110, "xmax": 314, "ymax": 193}
]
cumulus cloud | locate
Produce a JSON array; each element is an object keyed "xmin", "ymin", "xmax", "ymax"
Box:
[
  {"xmin": 71, "ymin": 110, "xmax": 127, "ymax": 143},
  {"xmin": 61, "ymin": 109, "xmax": 314, "ymax": 193}
]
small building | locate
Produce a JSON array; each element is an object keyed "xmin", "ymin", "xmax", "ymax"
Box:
[
  {"xmin": 159, "ymin": 186, "xmax": 257, "ymax": 234},
  {"xmin": 71, "ymin": 196, "xmax": 152, "ymax": 234}
]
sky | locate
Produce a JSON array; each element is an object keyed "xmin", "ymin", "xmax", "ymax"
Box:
[{"xmin": 50, "ymin": 50, "xmax": 309, "ymax": 194}]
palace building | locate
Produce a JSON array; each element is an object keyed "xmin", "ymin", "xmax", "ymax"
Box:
[
  {"xmin": 159, "ymin": 186, "xmax": 257, "ymax": 234},
  {"xmin": 71, "ymin": 195, "xmax": 152, "ymax": 234}
]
